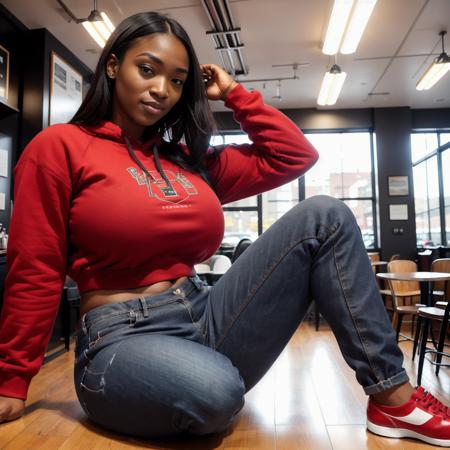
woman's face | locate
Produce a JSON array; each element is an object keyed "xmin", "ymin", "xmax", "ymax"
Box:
[{"xmin": 107, "ymin": 33, "xmax": 189, "ymax": 140}]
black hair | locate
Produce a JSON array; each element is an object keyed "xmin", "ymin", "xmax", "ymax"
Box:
[{"xmin": 70, "ymin": 11, "xmax": 216, "ymax": 185}]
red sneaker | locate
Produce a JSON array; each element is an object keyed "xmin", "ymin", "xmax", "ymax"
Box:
[{"xmin": 367, "ymin": 386, "xmax": 450, "ymax": 447}]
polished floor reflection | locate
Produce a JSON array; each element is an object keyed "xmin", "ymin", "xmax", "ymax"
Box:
[{"xmin": 0, "ymin": 319, "xmax": 448, "ymax": 449}]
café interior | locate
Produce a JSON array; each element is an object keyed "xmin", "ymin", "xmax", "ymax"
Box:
[{"xmin": 0, "ymin": 0, "xmax": 449, "ymax": 448}]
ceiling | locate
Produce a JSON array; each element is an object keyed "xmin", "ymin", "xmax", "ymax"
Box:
[{"xmin": 2, "ymin": 0, "xmax": 450, "ymax": 111}]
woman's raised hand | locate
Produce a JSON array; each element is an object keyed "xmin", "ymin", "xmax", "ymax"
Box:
[
  {"xmin": 200, "ymin": 64, "xmax": 238, "ymax": 101},
  {"xmin": 0, "ymin": 395, "xmax": 25, "ymax": 423}
]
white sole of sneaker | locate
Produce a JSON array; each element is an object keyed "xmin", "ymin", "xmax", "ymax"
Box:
[{"xmin": 367, "ymin": 420, "xmax": 450, "ymax": 447}]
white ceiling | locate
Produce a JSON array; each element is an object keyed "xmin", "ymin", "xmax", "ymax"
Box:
[{"xmin": 2, "ymin": 0, "xmax": 450, "ymax": 111}]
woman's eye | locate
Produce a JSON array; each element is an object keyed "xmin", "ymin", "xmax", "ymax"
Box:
[
  {"xmin": 139, "ymin": 65, "xmax": 154, "ymax": 75},
  {"xmin": 172, "ymin": 79, "xmax": 185, "ymax": 86}
]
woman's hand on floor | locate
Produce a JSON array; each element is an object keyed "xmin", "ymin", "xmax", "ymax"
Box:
[{"xmin": 0, "ymin": 395, "xmax": 25, "ymax": 423}]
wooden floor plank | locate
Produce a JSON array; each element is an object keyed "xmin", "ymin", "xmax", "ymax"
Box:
[
  {"xmin": 0, "ymin": 320, "xmax": 448, "ymax": 449},
  {"xmin": 327, "ymin": 424, "xmax": 434, "ymax": 450}
]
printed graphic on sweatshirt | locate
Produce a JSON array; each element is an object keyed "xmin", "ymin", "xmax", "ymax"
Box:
[{"xmin": 127, "ymin": 168, "xmax": 198, "ymax": 204}]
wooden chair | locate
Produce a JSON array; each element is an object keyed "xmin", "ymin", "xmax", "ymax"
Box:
[
  {"xmin": 416, "ymin": 258, "xmax": 450, "ymax": 380},
  {"xmin": 431, "ymin": 258, "xmax": 450, "ymax": 302},
  {"xmin": 416, "ymin": 301, "xmax": 450, "ymax": 385},
  {"xmin": 378, "ymin": 254, "xmax": 401, "ymax": 311},
  {"xmin": 386, "ymin": 260, "xmax": 421, "ymax": 342}
]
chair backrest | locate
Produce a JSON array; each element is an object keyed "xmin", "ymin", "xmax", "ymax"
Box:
[
  {"xmin": 431, "ymin": 258, "xmax": 450, "ymax": 297},
  {"xmin": 389, "ymin": 254, "xmax": 400, "ymax": 262},
  {"xmin": 210, "ymin": 255, "xmax": 232, "ymax": 274},
  {"xmin": 368, "ymin": 252, "xmax": 380, "ymax": 263},
  {"xmin": 232, "ymin": 238, "xmax": 252, "ymax": 262},
  {"xmin": 387, "ymin": 259, "xmax": 420, "ymax": 293},
  {"xmin": 194, "ymin": 263, "xmax": 211, "ymax": 275}
]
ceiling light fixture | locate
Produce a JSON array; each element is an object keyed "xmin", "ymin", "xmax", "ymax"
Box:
[
  {"xmin": 322, "ymin": 0, "xmax": 377, "ymax": 55},
  {"xmin": 56, "ymin": 0, "xmax": 114, "ymax": 48},
  {"xmin": 416, "ymin": 31, "xmax": 450, "ymax": 91},
  {"xmin": 317, "ymin": 63, "xmax": 347, "ymax": 106}
]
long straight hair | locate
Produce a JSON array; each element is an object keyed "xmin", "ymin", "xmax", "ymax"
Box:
[{"xmin": 71, "ymin": 12, "xmax": 217, "ymax": 184}]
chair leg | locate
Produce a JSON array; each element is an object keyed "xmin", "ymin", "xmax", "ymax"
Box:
[
  {"xmin": 435, "ymin": 313, "xmax": 449, "ymax": 376},
  {"xmin": 412, "ymin": 315, "xmax": 422, "ymax": 361},
  {"xmin": 396, "ymin": 314, "xmax": 403, "ymax": 342},
  {"xmin": 417, "ymin": 317, "xmax": 429, "ymax": 386}
]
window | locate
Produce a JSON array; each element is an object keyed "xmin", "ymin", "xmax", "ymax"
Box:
[
  {"xmin": 443, "ymin": 148, "xmax": 450, "ymax": 244},
  {"xmin": 212, "ymin": 131, "xmax": 377, "ymax": 249},
  {"xmin": 262, "ymin": 179, "xmax": 299, "ymax": 232},
  {"xmin": 304, "ymin": 132, "xmax": 376, "ymax": 248},
  {"xmin": 411, "ymin": 133, "xmax": 438, "ymax": 163},
  {"xmin": 411, "ymin": 131, "xmax": 450, "ymax": 246},
  {"xmin": 215, "ymin": 133, "xmax": 259, "ymax": 244}
]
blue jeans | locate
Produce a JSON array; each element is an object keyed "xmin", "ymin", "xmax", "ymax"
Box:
[{"xmin": 74, "ymin": 195, "xmax": 409, "ymax": 438}]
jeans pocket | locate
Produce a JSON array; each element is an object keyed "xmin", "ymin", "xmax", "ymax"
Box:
[
  {"xmin": 87, "ymin": 312, "xmax": 132, "ymax": 348},
  {"xmin": 178, "ymin": 296, "xmax": 207, "ymax": 341},
  {"xmin": 80, "ymin": 365, "xmax": 106, "ymax": 393}
]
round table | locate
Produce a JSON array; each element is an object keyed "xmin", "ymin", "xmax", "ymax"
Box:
[
  {"xmin": 377, "ymin": 272, "xmax": 450, "ymax": 306},
  {"xmin": 371, "ymin": 261, "xmax": 388, "ymax": 266}
]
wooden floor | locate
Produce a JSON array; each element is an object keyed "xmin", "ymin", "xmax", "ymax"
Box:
[{"xmin": 0, "ymin": 319, "xmax": 448, "ymax": 449}]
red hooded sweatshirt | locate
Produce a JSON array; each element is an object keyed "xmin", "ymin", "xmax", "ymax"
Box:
[{"xmin": 0, "ymin": 84, "xmax": 318, "ymax": 399}]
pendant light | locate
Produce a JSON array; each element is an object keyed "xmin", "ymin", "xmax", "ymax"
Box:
[
  {"xmin": 56, "ymin": 0, "xmax": 115, "ymax": 48},
  {"xmin": 416, "ymin": 31, "xmax": 450, "ymax": 91},
  {"xmin": 317, "ymin": 63, "xmax": 347, "ymax": 106}
]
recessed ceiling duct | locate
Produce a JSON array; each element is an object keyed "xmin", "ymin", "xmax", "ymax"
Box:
[{"xmin": 201, "ymin": 0, "xmax": 248, "ymax": 76}]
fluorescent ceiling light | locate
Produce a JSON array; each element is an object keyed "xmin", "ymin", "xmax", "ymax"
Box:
[
  {"xmin": 317, "ymin": 64, "xmax": 347, "ymax": 105},
  {"xmin": 322, "ymin": 0, "xmax": 377, "ymax": 55},
  {"xmin": 416, "ymin": 31, "xmax": 450, "ymax": 91},
  {"xmin": 416, "ymin": 55, "xmax": 450, "ymax": 90},
  {"xmin": 340, "ymin": 0, "xmax": 377, "ymax": 54},
  {"xmin": 82, "ymin": 21, "xmax": 106, "ymax": 47},
  {"xmin": 82, "ymin": 12, "xmax": 114, "ymax": 48},
  {"xmin": 323, "ymin": 0, "xmax": 354, "ymax": 55}
]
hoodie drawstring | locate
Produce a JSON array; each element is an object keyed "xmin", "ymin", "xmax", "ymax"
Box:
[{"xmin": 124, "ymin": 136, "xmax": 174, "ymax": 190}]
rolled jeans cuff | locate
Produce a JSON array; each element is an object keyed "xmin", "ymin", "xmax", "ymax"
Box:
[{"xmin": 364, "ymin": 370, "xmax": 410, "ymax": 395}]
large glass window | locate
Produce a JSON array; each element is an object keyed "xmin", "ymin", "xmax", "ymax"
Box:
[
  {"xmin": 443, "ymin": 149, "xmax": 450, "ymax": 243},
  {"xmin": 304, "ymin": 132, "xmax": 376, "ymax": 248},
  {"xmin": 262, "ymin": 179, "xmax": 299, "ymax": 231},
  {"xmin": 440, "ymin": 133, "xmax": 450, "ymax": 147},
  {"xmin": 411, "ymin": 131, "xmax": 450, "ymax": 246},
  {"xmin": 223, "ymin": 211, "xmax": 258, "ymax": 245},
  {"xmin": 214, "ymin": 133, "xmax": 259, "ymax": 245},
  {"xmin": 411, "ymin": 133, "xmax": 438, "ymax": 162},
  {"xmin": 213, "ymin": 130, "xmax": 377, "ymax": 249}
]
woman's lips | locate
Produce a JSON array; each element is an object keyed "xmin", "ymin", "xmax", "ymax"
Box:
[{"xmin": 141, "ymin": 102, "xmax": 163, "ymax": 114}]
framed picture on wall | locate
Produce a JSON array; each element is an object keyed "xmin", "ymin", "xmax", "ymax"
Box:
[
  {"xmin": 0, "ymin": 43, "xmax": 10, "ymax": 101},
  {"xmin": 388, "ymin": 175, "xmax": 409, "ymax": 196},
  {"xmin": 389, "ymin": 204, "xmax": 408, "ymax": 221},
  {"xmin": 49, "ymin": 51, "xmax": 83, "ymax": 125}
]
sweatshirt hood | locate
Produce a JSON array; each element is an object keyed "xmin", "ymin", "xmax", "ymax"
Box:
[
  {"xmin": 80, "ymin": 120, "xmax": 162, "ymax": 151},
  {"xmin": 81, "ymin": 120, "xmax": 174, "ymax": 192}
]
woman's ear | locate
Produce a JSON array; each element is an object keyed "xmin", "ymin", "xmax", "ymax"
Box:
[{"xmin": 106, "ymin": 54, "xmax": 119, "ymax": 79}]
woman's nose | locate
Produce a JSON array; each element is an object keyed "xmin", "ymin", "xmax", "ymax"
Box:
[{"xmin": 150, "ymin": 76, "xmax": 169, "ymax": 98}]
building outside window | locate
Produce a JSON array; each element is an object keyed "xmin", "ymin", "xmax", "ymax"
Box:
[
  {"xmin": 411, "ymin": 131, "xmax": 450, "ymax": 247},
  {"xmin": 211, "ymin": 134, "xmax": 259, "ymax": 247},
  {"xmin": 304, "ymin": 132, "xmax": 376, "ymax": 248},
  {"xmin": 212, "ymin": 130, "xmax": 377, "ymax": 249}
]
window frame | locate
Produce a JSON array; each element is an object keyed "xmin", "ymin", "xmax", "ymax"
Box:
[
  {"xmin": 213, "ymin": 128, "xmax": 378, "ymax": 249},
  {"xmin": 411, "ymin": 130, "xmax": 450, "ymax": 247},
  {"xmin": 303, "ymin": 129, "xmax": 378, "ymax": 249}
]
